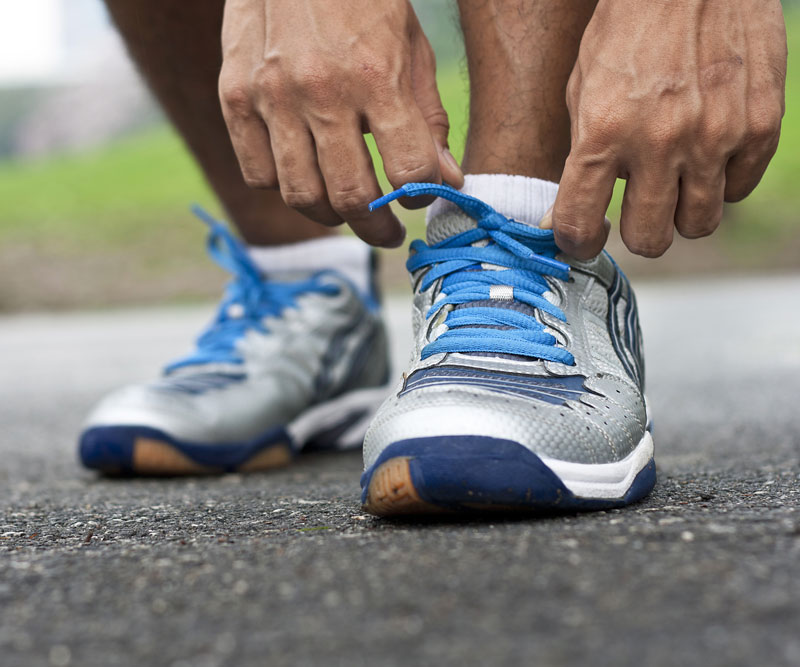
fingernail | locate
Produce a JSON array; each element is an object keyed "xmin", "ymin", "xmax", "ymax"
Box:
[
  {"xmin": 539, "ymin": 205, "xmax": 554, "ymax": 230},
  {"xmin": 441, "ymin": 148, "xmax": 463, "ymax": 185}
]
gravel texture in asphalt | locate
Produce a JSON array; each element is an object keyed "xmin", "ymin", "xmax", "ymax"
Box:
[{"xmin": 1, "ymin": 276, "xmax": 799, "ymax": 667}]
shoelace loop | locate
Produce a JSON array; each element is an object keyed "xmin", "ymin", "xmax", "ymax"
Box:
[
  {"xmin": 370, "ymin": 183, "xmax": 575, "ymax": 365},
  {"xmin": 165, "ymin": 207, "xmax": 338, "ymax": 372}
]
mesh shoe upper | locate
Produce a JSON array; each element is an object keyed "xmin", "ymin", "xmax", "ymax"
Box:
[{"xmin": 363, "ymin": 183, "xmax": 647, "ymax": 470}]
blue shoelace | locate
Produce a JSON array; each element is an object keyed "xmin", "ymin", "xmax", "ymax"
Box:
[
  {"xmin": 165, "ymin": 207, "xmax": 339, "ymax": 372},
  {"xmin": 370, "ymin": 183, "xmax": 575, "ymax": 365}
]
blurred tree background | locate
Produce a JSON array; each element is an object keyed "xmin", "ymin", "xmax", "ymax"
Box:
[{"xmin": 0, "ymin": 0, "xmax": 797, "ymax": 311}]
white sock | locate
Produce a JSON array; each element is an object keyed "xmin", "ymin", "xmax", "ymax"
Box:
[
  {"xmin": 248, "ymin": 236, "xmax": 373, "ymax": 295},
  {"xmin": 427, "ymin": 174, "xmax": 558, "ymax": 227}
]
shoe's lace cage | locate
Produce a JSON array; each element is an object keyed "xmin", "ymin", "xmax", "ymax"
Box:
[
  {"xmin": 371, "ymin": 183, "xmax": 574, "ymax": 365},
  {"xmin": 166, "ymin": 207, "xmax": 339, "ymax": 372}
]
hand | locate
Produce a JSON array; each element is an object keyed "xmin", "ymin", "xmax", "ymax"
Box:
[
  {"xmin": 219, "ymin": 0, "xmax": 463, "ymax": 247},
  {"xmin": 551, "ymin": 0, "xmax": 787, "ymax": 259}
]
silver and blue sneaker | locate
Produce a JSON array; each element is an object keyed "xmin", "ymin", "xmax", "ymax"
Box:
[
  {"xmin": 79, "ymin": 210, "xmax": 390, "ymax": 475},
  {"xmin": 361, "ymin": 183, "xmax": 655, "ymax": 515}
]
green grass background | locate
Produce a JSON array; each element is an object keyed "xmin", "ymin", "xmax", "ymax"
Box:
[{"xmin": 0, "ymin": 9, "xmax": 798, "ymax": 309}]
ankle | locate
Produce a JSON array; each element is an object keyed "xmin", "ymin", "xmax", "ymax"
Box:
[
  {"xmin": 427, "ymin": 174, "xmax": 558, "ymax": 227},
  {"xmin": 247, "ymin": 236, "xmax": 375, "ymax": 298}
]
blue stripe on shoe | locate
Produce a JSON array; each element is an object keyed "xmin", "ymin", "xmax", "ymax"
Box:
[
  {"xmin": 360, "ymin": 436, "xmax": 656, "ymax": 512},
  {"xmin": 150, "ymin": 372, "xmax": 247, "ymax": 396},
  {"xmin": 400, "ymin": 367, "xmax": 589, "ymax": 405},
  {"xmin": 605, "ymin": 262, "xmax": 645, "ymax": 390},
  {"xmin": 79, "ymin": 424, "xmax": 294, "ymax": 473}
]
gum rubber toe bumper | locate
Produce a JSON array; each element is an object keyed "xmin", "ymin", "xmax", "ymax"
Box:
[
  {"xmin": 361, "ymin": 434, "xmax": 656, "ymax": 515},
  {"xmin": 79, "ymin": 425, "xmax": 293, "ymax": 475}
]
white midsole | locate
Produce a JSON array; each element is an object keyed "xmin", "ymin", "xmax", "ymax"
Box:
[
  {"xmin": 539, "ymin": 429, "xmax": 654, "ymax": 499},
  {"xmin": 287, "ymin": 385, "xmax": 391, "ymax": 449}
]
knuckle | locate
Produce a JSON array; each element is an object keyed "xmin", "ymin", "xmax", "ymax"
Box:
[
  {"xmin": 219, "ymin": 81, "xmax": 254, "ymax": 119},
  {"xmin": 579, "ymin": 109, "xmax": 625, "ymax": 145},
  {"xmin": 317, "ymin": 219, "xmax": 345, "ymax": 229},
  {"xmin": 699, "ymin": 115, "xmax": 733, "ymax": 147},
  {"xmin": 359, "ymin": 59, "xmax": 390, "ymax": 81},
  {"xmin": 419, "ymin": 38, "xmax": 436, "ymax": 65},
  {"xmin": 387, "ymin": 158, "xmax": 438, "ymax": 186},
  {"xmin": 676, "ymin": 205, "xmax": 722, "ymax": 239},
  {"xmin": 724, "ymin": 181, "xmax": 754, "ymax": 203},
  {"xmin": 624, "ymin": 233, "xmax": 673, "ymax": 258},
  {"xmin": 282, "ymin": 187, "xmax": 324, "ymax": 211},
  {"xmin": 424, "ymin": 108, "xmax": 450, "ymax": 135},
  {"xmin": 242, "ymin": 171, "xmax": 278, "ymax": 190},
  {"xmin": 645, "ymin": 126, "xmax": 680, "ymax": 153},
  {"xmin": 677, "ymin": 223, "xmax": 717, "ymax": 240},
  {"xmin": 747, "ymin": 108, "xmax": 781, "ymax": 144},
  {"xmin": 566, "ymin": 72, "xmax": 580, "ymax": 105},
  {"xmin": 252, "ymin": 62, "xmax": 286, "ymax": 98},
  {"xmin": 565, "ymin": 65, "xmax": 584, "ymax": 112},
  {"xmin": 356, "ymin": 55, "xmax": 399, "ymax": 87},
  {"xmin": 555, "ymin": 219, "xmax": 599, "ymax": 248},
  {"xmin": 368, "ymin": 225, "xmax": 400, "ymax": 248},
  {"xmin": 329, "ymin": 185, "xmax": 371, "ymax": 219},
  {"xmin": 291, "ymin": 67, "xmax": 331, "ymax": 99},
  {"xmin": 685, "ymin": 189, "xmax": 720, "ymax": 214},
  {"xmin": 630, "ymin": 191, "xmax": 667, "ymax": 215}
]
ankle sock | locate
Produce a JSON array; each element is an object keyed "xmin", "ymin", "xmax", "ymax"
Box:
[
  {"xmin": 427, "ymin": 174, "xmax": 558, "ymax": 227},
  {"xmin": 248, "ymin": 235, "xmax": 373, "ymax": 296}
]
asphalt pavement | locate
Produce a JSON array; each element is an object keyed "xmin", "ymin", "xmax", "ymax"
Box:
[{"xmin": 1, "ymin": 275, "xmax": 800, "ymax": 667}]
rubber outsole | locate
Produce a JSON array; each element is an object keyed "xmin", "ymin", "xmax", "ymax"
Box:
[
  {"xmin": 361, "ymin": 435, "xmax": 656, "ymax": 516},
  {"xmin": 79, "ymin": 425, "xmax": 293, "ymax": 476}
]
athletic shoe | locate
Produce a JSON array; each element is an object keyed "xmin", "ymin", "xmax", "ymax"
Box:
[
  {"xmin": 79, "ymin": 209, "xmax": 390, "ymax": 475},
  {"xmin": 360, "ymin": 183, "xmax": 655, "ymax": 514}
]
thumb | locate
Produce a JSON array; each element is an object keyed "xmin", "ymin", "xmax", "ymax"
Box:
[{"xmin": 410, "ymin": 19, "xmax": 464, "ymax": 189}]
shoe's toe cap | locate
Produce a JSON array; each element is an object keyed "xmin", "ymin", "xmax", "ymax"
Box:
[
  {"xmin": 363, "ymin": 383, "xmax": 647, "ymax": 471},
  {"xmin": 82, "ymin": 384, "xmax": 203, "ymax": 437}
]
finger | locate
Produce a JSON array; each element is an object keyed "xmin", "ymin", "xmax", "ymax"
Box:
[
  {"xmin": 266, "ymin": 113, "xmax": 343, "ymax": 227},
  {"xmin": 724, "ymin": 136, "xmax": 780, "ymax": 203},
  {"xmin": 542, "ymin": 204, "xmax": 612, "ymax": 241},
  {"xmin": 219, "ymin": 79, "xmax": 278, "ymax": 189},
  {"xmin": 552, "ymin": 152, "xmax": 616, "ymax": 259},
  {"xmin": 674, "ymin": 168, "xmax": 725, "ymax": 239},
  {"xmin": 725, "ymin": 97, "xmax": 783, "ymax": 202},
  {"xmin": 314, "ymin": 119, "xmax": 406, "ymax": 248},
  {"xmin": 619, "ymin": 166, "xmax": 679, "ymax": 258},
  {"xmin": 368, "ymin": 101, "xmax": 442, "ymax": 210},
  {"xmin": 219, "ymin": 1, "xmax": 276, "ymax": 188},
  {"xmin": 409, "ymin": 22, "xmax": 464, "ymax": 189}
]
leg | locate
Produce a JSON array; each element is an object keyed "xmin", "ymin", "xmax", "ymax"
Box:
[
  {"xmin": 457, "ymin": 0, "xmax": 598, "ymax": 181},
  {"xmin": 104, "ymin": 0, "xmax": 332, "ymax": 245}
]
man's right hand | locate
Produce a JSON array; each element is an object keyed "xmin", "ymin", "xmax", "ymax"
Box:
[{"xmin": 219, "ymin": 0, "xmax": 463, "ymax": 247}]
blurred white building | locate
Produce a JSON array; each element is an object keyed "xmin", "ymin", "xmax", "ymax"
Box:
[
  {"xmin": 0, "ymin": 0, "xmax": 123, "ymax": 85},
  {"xmin": 0, "ymin": 0, "xmax": 158, "ymax": 157}
]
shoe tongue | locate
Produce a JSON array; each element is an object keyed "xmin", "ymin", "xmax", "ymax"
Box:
[
  {"xmin": 425, "ymin": 201, "xmax": 542, "ymax": 246},
  {"xmin": 260, "ymin": 268, "xmax": 315, "ymax": 284},
  {"xmin": 425, "ymin": 208, "xmax": 479, "ymax": 245}
]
